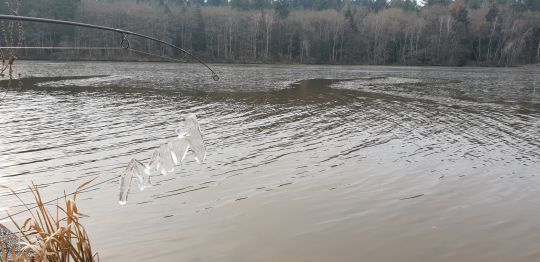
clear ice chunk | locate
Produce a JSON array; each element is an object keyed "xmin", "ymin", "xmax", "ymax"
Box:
[
  {"xmin": 145, "ymin": 149, "xmax": 162, "ymax": 176},
  {"xmin": 119, "ymin": 114, "xmax": 207, "ymax": 205},
  {"xmin": 169, "ymin": 135, "xmax": 190, "ymax": 165},
  {"xmin": 145, "ymin": 144, "xmax": 176, "ymax": 176},
  {"xmin": 119, "ymin": 159, "xmax": 147, "ymax": 205},
  {"xmin": 185, "ymin": 114, "xmax": 207, "ymax": 163},
  {"xmin": 158, "ymin": 143, "xmax": 176, "ymax": 175}
]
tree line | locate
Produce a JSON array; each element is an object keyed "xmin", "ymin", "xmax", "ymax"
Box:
[{"xmin": 2, "ymin": 0, "xmax": 540, "ymax": 66}]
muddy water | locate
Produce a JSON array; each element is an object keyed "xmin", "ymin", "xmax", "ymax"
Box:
[{"xmin": 0, "ymin": 61, "xmax": 539, "ymax": 261}]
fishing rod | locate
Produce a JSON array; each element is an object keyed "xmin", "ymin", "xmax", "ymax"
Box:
[{"xmin": 0, "ymin": 14, "xmax": 220, "ymax": 81}]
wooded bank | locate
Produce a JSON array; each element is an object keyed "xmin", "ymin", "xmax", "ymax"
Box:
[{"xmin": 2, "ymin": 0, "xmax": 540, "ymax": 66}]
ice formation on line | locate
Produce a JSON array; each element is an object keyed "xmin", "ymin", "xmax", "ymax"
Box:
[{"xmin": 118, "ymin": 114, "xmax": 206, "ymax": 205}]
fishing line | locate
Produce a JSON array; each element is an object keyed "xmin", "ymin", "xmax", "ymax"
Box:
[
  {"xmin": 0, "ymin": 46, "xmax": 189, "ymax": 62},
  {"xmin": 0, "ymin": 46, "xmax": 123, "ymax": 50},
  {"xmin": 0, "ymin": 14, "xmax": 220, "ymax": 81},
  {"xmin": 0, "ymin": 44, "xmax": 204, "ymax": 221},
  {"xmin": 0, "ymin": 45, "xmax": 192, "ymax": 101},
  {"xmin": 125, "ymin": 48, "xmax": 189, "ymax": 63},
  {"xmin": 0, "ymin": 15, "xmax": 221, "ymax": 221}
]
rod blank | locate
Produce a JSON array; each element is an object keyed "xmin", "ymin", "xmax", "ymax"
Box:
[{"xmin": 0, "ymin": 14, "xmax": 219, "ymax": 81}]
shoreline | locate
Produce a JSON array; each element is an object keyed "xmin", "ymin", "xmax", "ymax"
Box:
[{"xmin": 13, "ymin": 58, "xmax": 539, "ymax": 68}]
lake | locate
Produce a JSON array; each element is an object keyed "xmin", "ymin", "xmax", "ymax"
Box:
[{"xmin": 0, "ymin": 61, "xmax": 539, "ymax": 261}]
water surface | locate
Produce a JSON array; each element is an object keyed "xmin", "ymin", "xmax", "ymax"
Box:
[{"xmin": 0, "ymin": 61, "xmax": 539, "ymax": 261}]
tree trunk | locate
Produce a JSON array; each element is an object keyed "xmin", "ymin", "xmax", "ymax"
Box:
[
  {"xmin": 477, "ymin": 38, "xmax": 481, "ymax": 64},
  {"xmin": 487, "ymin": 16, "xmax": 498, "ymax": 63},
  {"xmin": 437, "ymin": 17, "xmax": 442, "ymax": 64},
  {"xmin": 537, "ymin": 39, "xmax": 540, "ymax": 64},
  {"xmin": 265, "ymin": 14, "xmax": 273, "ymax": 59},
  {"xmin": 288, "ymin": 34, "xmax": 292, "ymax": 61}
]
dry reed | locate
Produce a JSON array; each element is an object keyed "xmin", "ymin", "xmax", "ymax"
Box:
[{"xmin": 0, "ymin": 178, "xmax": 98, "ymax": 262}]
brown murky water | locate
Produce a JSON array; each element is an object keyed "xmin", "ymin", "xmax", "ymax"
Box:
[{"xmin": 1, "ymin": 61, "xmax": 539, "ymax": 261}]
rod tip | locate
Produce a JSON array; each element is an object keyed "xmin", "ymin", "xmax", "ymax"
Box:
[{"xmin": 212, "ymin": 74, "xmax": 220, "ymax": 81}]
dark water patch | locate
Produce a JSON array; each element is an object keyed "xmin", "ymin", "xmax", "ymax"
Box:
[{"xmin": 1, "ymin": 75, "xmax": 107, "ymax": 89}]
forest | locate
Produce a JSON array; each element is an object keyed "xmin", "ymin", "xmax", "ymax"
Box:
[{"xmin": 1, "ymin": 0, "xmax": 540, "ymax": 66}]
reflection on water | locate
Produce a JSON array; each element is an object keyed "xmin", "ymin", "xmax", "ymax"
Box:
[{"xmin": 0, "ymin": 61, "xmax": 539, "ymax": 261}]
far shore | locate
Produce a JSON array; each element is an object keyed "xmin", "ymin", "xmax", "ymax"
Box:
[{"xmin": 14, "ymin": 58, "xmax": 540, "ymax": 68}]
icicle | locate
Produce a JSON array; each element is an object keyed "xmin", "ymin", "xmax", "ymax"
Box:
[
  {"xmin": 119, "ymin": 159, "xmax": 147, "ymax": 205},
  {"xmin": 145, "ymin": 149, "xmax": 161, "ymax": 176},
  {"xmin": 185, "ymin": 114, "xmax": 207, "ymax": 163},
  {"xmin": 118, "ymin": 114, "xmax": 207, "ymax": 205},
  {"xmin": 158, "ymin": 143, "xmax": 176, "ymax": 175},
  {"xmin": 146, "ymin": 143, "xmax": 176, "ymax": 176},
  {"xmin": 169, "ymin": 135, "xmax": 190, "ymax": 165}
]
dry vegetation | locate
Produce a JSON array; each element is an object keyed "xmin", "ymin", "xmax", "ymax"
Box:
[{"xmin": 0, "ymin": 179, "xmax": 97, "ymax": 262}]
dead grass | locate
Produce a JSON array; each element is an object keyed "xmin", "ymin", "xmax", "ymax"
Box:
[{"xmin": 0, "ymin": 178, "xmax": 98, "ymax": 262}]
